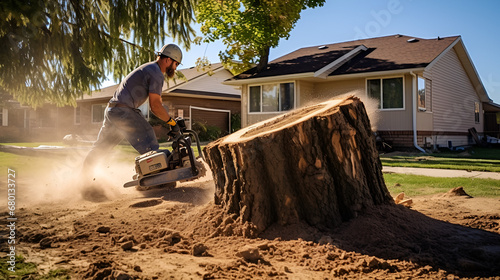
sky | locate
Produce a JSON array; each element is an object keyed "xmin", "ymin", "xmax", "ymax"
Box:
[{"xmin": 108, "ymin": 0, "xmax": 500, "ymax": 103}]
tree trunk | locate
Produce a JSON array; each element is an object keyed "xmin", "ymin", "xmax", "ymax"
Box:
[
  {"xmin": 203, "ymin": 96, "xmax": 393, "ymax": 233},
  {"xmin": 255, "ymin": 46, "xmax": 270, "ymax": 72}
]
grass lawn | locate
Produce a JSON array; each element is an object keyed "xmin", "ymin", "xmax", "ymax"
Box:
[
  {"xmin": 384, "ymin": 173, "xmax": 500, "ymax": 198},
  {"xmin": 2, "ymin": 142, "xmax": 499, "ymax": 198},
  {"xmin": 0, "ymin": 141, "xmax": 205, "ymax": 173},
  {"xmin": 381, "ymin": 147, "xmax": 500, "ymax": 197},
  {"xmin": 0, "ymin": 255, "xmax": 70, "ymax": 280},
  {"xmin": 380, "ymin": 147, "xmax": 500, "ymax": 172}
]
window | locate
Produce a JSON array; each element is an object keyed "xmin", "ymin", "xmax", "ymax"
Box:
[
  {"xmin": 417, "ymin": 76, "xmax": 426, "ymax": 111},
  {"xmin": 74, "ymin": 105, "xmax": 81, "ymax": 125},
  {"xmin": 474, "ymin": 102, "xmax": 480, "ymax": 123},
  {"xmin": 249, "ymin": 82, "xmax": 295, "ymax": 113},
  {"xmin": 0, "ymin": 108, "xmax": 4, "ymax": 126},
  {"xmin": 249, "ymin": 86, "xmax": 261, "ymax": 112},
  {"xmin": 367, "ymin": 77, "xmax": 404, "ymax": 109},
  {"xmin": 92, "ymin": 104, "xmax": 106, "ymax": 123}
]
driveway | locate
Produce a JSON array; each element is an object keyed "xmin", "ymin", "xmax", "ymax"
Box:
[{"xmin": 382, "ymin": 166, "xmax": 500, "ymax": 180}]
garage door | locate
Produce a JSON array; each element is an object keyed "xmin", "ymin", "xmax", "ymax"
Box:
[{"xmin": 190, "ymin": 106, "xmax": 231, "ymax": 135}]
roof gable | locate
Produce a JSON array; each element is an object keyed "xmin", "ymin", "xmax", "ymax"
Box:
[{"xmin": 231, "ymin": 35, "xmax": 460, "ymax": 81}]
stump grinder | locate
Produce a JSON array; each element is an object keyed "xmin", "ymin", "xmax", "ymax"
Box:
[{"xmin": 123, "ymin": 118, "xmax": 206, "ymax": 190}]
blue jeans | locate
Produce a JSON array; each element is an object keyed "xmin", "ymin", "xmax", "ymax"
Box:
[{"xmin": 84, "ymin": 106, "xmax": 159, "ymax": 168}]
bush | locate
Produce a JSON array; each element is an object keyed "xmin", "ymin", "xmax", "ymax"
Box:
[
  {"xmin": 192, "ymin": 122, "xmax": 222, "ymax": 142},
  {"xmin": 231, "ymin": 112, "xmax": 241, "ymax": 133}
]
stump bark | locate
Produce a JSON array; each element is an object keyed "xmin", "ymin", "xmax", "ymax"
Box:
[{"xmin": 203, "ymin": 96, "xmax": 393, "ymax": 233}]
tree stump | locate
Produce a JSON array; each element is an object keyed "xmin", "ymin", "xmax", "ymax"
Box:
[{"xmin": 203, "ymin": 96, "xmax": 393, "ymax": 233}]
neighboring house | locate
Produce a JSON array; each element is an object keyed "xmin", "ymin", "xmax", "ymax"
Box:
[
  {"xmin": 0, "ymin": 101, "xmax": 32, "ymax": 142},
  {"xmin": 224, "ymin": 34, "xmax": 500, "ymax": 150},
  {"xmin": 0, "ymin": 63, "xmax": 241, "ymax": 142},
  {"xmin": 160, "ymin": 63, "xmax": 241, "ymax": 137}
]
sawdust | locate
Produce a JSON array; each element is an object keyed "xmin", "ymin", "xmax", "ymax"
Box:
[{"xmin": 1, "ymin": 163, "xmax": 499, "ymax": 279}]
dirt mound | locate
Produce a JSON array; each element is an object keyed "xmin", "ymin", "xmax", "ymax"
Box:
[
  {"xmin": 330, "ymin": 204, "xmax": 500, "ymax": 276},
  {"xmin": 5, "ymin": 174, "xmax": 500, "ymax": 279},
  {"xmin": 442, "ymin": 186, "xmax": 473, "ymax": 198}
]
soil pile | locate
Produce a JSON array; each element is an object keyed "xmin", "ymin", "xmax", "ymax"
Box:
[{"xmin": 2, "ymin": 171, "xmax": 500, "ymax": 279}]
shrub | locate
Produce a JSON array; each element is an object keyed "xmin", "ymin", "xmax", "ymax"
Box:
[
  {"xmin": 192, "ymin": 122, "xmax": 222, "ymax": 142},
  {"xmin": 231, "ymin": 112, "xmax": 241, "ymax": 133}
]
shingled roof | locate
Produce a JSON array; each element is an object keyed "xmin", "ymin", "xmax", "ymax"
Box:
[{"xmin": 229, "ymin": 34, "xmax": 460, "ymax": 81}]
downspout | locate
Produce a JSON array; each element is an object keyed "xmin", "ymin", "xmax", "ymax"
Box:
[{"xmin": 410, "ymin": 71, "xmax": 426, "ymax": 153}]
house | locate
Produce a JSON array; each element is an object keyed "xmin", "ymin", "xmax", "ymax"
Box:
[
  {"xmin": 0, "ymin": 63, "xmax": 241, "ymax": 142},
  {"xmin": 224, "ymin": 34, "xmax": 500, "ymax": 150}
]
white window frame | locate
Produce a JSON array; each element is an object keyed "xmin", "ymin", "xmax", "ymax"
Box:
[
  {"xmin": 248, "ymin": 81, "xmax": 296, "ymax": 114},
  {"xmin": 417, "ymin": 75, "xmax": 426, "ymax": 112},
  {"xmin": 189, "ymin": 106, "xmax": 231, "ymax": 132},
  {"xmin": 1, "ymin": 108, "xmax": 7, "ymax": 126},
  {"xmin": 474, "ymin": 102, "xmax": 480, "ymax": 124},
  {"xmin": 366, "ymin": 76, "xmax": 405, "ymax": 111},
  {"xmin": 91, "ymin": 104, "xmax": 107, "ymax": 124}
]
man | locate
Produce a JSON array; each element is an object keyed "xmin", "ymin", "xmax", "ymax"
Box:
[{"xmin": 83, "ymin": 43, "xmax": 182, "ymax": 172}]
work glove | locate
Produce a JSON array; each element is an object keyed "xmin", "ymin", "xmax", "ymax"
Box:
[{"xmin": 167, "ymin": 117, "xmax": 181, "ymax": 139}]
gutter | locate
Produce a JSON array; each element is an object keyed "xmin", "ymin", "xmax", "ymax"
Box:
[
  {"xmin": 223, "ymin": 67, "xmax": 426, "ymax": 86},
  {"xmin": 410, "ymin": 71, "xmax": 426, "ymax": 153}
]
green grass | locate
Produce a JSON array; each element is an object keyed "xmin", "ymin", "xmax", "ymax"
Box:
[
  {"xmin": 0, "ymin": 255, "xmax": 71, "ymax": 279},
  {"xmin": 2, "ymin": 142, "xmax": 499, "ymax": 199},
  {"xmin": 380, "ymin": 147, "xmax": 500, "ymax": 172},
  {"xmin": 384, "ymin": 173, "xmax": 500, "ymax": 197},
  {"xmin": 0, "ymin": 141, "xmax": 206, "ymax": 173},
  {"xmin": 0, "ymin": 150, "xmax": 58, "ymax": 176},
  {"xmin": 1, "ymin": 142, "xmax": 65, "ymax": 147},
  {"xmin": 381, "ymin": 147, "xmax": 500, "ymax": 198}
]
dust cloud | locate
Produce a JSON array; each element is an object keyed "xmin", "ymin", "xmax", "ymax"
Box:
[
  {"xmin": 301, "ymin": 91, "xmax": 381, "ymax": 131},
  {"xmin": 15, "ymin": 148, "xmax": 137, "ymax": 207}
]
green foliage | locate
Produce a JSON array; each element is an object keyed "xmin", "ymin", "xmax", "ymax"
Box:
[
  {"xmin": 192, "ymin": 121, "xmax": 222, "ymax": 141},
  {"xmin": 231, "ymin": 112, "xmax": 241, "ymax": 133},
  {"xmin": 0, "ymin": 0, "xmax": 196, "ymax": 108},
  {"xmin": 195, "ymin": 0, "xmax": 325, "ymax": 73},
  {"xmin": 1, "ymin": 255, "xmax": 37, "ymax": 279},
  {"xmin": 0, "ymin": 254, "xmax": 71, "ymax": 279}
]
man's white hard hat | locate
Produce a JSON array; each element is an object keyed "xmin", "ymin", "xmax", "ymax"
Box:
[{"xmin": 159, "ymin": 44, "xmax": 182, "ymax": 64}]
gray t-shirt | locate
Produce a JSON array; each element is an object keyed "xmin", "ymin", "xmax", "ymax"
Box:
[{"xmin": 110, "ymin": 61, "xmax": 164, "ymax": 108}]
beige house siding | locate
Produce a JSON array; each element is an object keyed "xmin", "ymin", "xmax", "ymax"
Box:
[
  {"xmin": 422, "ymin": 72, "xmax": 433, "ymax": 112},
  {"xmin": 242, "ymin": 76, "xmax": 415, "ymax": 132},
  {"xmin": 416, "ymin": 73, "xmax": 434, "ymax": 131},
  {"xmin": 428, "ymin": 48, "xmax": 482, "ymax": 134},
  {"xmin": 304, "ymin": 76, "xmax": 414, "ymax": 132},
  {"xmin": 178, "ymin": 69, "xmax": 240, "ymax": 96},
  {"xmin": 241, "ymin": 85, "xmax": 248, "ymax": 127},
  {"xmin": 416, "ymin": 111, "xmax": 433, "ymax": 131},
  {"xmin": 296, "ymin": 80, "xmax": 315, "ymax": 108}
]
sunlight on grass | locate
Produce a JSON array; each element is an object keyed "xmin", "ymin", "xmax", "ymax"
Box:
[
  {"xmin": 380, "ymin": 147, "xmax": 500, "ymax": 172},
  {"xmin": 384, "ymin": 173, "xmax": 500, "ymax": 198}
]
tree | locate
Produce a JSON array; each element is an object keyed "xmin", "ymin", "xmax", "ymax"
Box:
[
  {"xmin": 0, "ymin": 0, "xmax": 196, "ymax": 108},
  {"xmin": 196, "ymin": 0, "xmax": 325, "ymax": 74}
]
